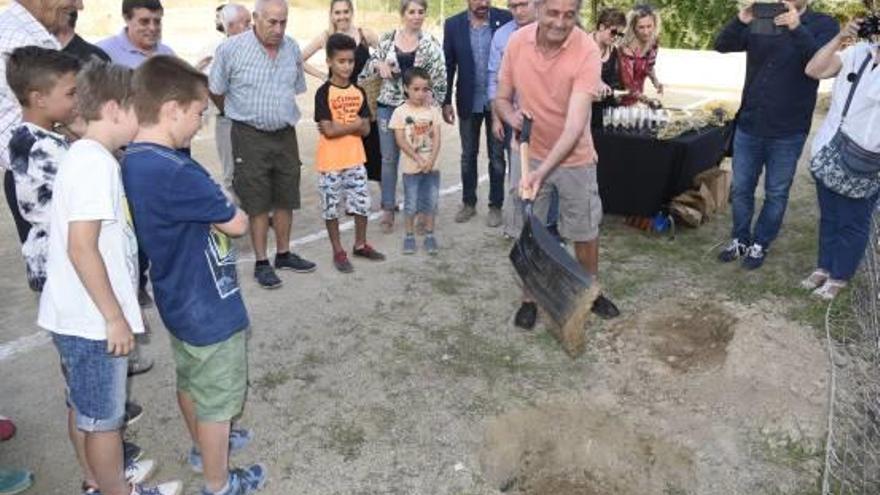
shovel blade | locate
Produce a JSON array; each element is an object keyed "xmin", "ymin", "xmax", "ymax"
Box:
[{"xmin": 509, "ymin": 208, "xmax": 598, "ymax": 357}]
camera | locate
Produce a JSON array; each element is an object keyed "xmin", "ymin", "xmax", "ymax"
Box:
[
  {"xmin": 750, "ymin": 2, "xmax": 788, "ymax": 36},
  {"xmin": 857, "ymin": 13, "xmax": 880, "ymax": 39}
]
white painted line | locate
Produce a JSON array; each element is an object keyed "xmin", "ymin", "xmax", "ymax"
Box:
[
  {"xmin": 237, "ymin": 175, "xmax": 484, "ymax": 263},
  {"xmin": 0, "ymin": 330, "xmax": 50, "ymax": 361},
  {"xmin": 0, "ymin": 174, "xmax": 487, "ymax": 362}
]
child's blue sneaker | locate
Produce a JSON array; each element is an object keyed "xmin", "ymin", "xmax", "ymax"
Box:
[
  {"xmin": 402, "ymin": 234, "xmax": 416, "ymax": 255},
  {"xmin": 0, "ymin": 468, "xmax": 33, "ymax": 495},
  {"xmin": 201, "ymin": 464, "xmax": 267, "ymax": 495},
  {"xmin": 188, "ymin": 427, "xmax": 253, "ymax": 473},
  {"xmin": 424, "ymin": 234, "xmax": 438, "ymax": 255}
]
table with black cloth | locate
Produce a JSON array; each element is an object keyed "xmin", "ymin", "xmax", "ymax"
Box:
[{"xmin": 594, "ymin": 123, "xmax": 733, "ymax": 217}]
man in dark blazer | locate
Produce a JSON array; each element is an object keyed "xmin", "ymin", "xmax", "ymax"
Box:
[{"xmin": 443, "ymin": 0, "xmax": 512, "ymax": 227}]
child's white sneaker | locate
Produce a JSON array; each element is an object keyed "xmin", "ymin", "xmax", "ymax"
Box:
[{"xmin": 125, "ymin": 459, "xmax": 156, "ymax": 485}]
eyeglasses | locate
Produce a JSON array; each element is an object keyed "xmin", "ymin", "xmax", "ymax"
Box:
[{"xmin": 610, "ymin": 28, "xmax": 624, "ymax": 38}]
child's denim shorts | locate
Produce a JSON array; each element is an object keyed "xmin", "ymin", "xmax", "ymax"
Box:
[
  {"xmin": 403, "ymin": 170, "xmax": 440, "ymax": 216},
  {"xmin": 52, "ymin": 333, "xmax": 128, "ymax": 432}
]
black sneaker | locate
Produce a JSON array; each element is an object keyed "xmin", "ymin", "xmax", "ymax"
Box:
[
  {"xmin": 741, "ymin": 243, "xmax": 766, "ymax": 270},
  {"xmin": 125, "ymin": 401, "xmax": 143, "ymax": 426},
  {"xmin": 514, "ymin": 302, "xmax": 538, "ymax": 330},
  {"xmin": 591, "ymin": 294, "xmax": 620, "ymax": 319},
  {"xmin": 124, "ymin": 441, "xmax": 144, "ymax": 464},
  {"xmin": 254, "ymin": 264, "xmax": 282, "ymax": 289},
  {"xmin": 274, "ymin": 252, "xmax": 317, "ymax": 273},
  {"xmin": 718, "ymin": 238, "xmax": 748, "ymax": 263}
]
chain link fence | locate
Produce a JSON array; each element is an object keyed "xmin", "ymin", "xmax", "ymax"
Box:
[{"xmin": 822, "ymin": 213, "xmax": 880, "ymax": 494}]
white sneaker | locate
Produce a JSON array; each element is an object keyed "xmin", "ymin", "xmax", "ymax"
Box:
[
  {"xmin": 125, "ymin": 459, "xmax": 156, "ymax": 485},
  {"xmin": 131, "ymin": 481, "xmax": 183, "ymax": 495},
  {"xmin": 812, "ymin": 279, "xmax": 848, "ymax": 301}
]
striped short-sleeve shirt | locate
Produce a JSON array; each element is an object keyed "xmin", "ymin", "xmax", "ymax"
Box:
[{"xmin": 209, "ymin": 30, "xmax": 307, "ymax": 132}]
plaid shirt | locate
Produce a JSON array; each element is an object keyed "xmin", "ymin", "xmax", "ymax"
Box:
[
  {"xmin": 209, "ymin": 30, "xmax": 307, "ymax": 131},
  {"xmin": 358, "ymin": 30, "xmax": 447, "ymax": 108},
  {"xmin": 0, "ymin": 1, "xmax": 61, "ymax": 170}
]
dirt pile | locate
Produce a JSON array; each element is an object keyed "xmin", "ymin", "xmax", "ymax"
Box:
[{"xmin": 481, "ymin": 298, "xmax": 829, "ymax": 495}]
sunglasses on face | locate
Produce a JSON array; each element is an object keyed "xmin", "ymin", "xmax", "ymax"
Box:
[{"xmin": 610, "ymin": 28, "xmax": 623, "ymax": 38}]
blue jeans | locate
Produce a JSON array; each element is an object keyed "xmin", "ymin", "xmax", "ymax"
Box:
[
  {"xmin": 377, "ymin": 104, "xmax": 401, "ymax": 211},
  {"xmin": 731, "ymin": 129, "xmax": 807, "ymax": 248},
  {"xmin": 816, "ymin": 180, "xmax": 878, "ymax": 281},
  {"xmin": 53, "ymin": 333, "xmax": 128, "ymax": 432},
  {"xmin": 403, "ymin": 171, "xmax": 440, "ymax": 216},
  {"xmin": 459, "ymin": 109, "xmax": 506, "ymax": 208}
]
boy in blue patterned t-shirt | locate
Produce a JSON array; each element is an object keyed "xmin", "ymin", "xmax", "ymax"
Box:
[
  {"xmin": 123, "ymin": 55, "xmax": 267, "ymax": 495},
  {"xmin": 5, "ymin": 46, "xmax": 80, "ymax": 291}
]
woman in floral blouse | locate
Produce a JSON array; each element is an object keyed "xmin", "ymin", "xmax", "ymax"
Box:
[
  {"xmin": 618, "ymin": 4, "xmax": 663, "ymax": 106},
  {"xmin": 359, "ymin": 0, "xmax": 446, "ymax": 232}
]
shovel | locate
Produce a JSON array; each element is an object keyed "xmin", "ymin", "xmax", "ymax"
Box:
[{"xmin": 508, "ymin": 116, "xmax": 599, "ymax": 358}]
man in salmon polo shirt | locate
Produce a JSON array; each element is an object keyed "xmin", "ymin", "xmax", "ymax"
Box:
[{"xmin": 495, "ymin": 0, "xmax": 619, "ymax": 329}]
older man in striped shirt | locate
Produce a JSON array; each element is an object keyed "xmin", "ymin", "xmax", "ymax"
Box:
[{"xmin": 209, "ymin": 0, "xmax": 316, "ymax": 289}]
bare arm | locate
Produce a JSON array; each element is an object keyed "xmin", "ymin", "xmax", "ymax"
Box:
[
  {"xmin": 361, "ymin": 27, "xmax": 380, "ymax": 48},
  {"xmin": 806, "ymin": 20, "xmax": 859, "ymax": 80},
  {"xmin": 68, "ymin": 221, "xmax": 134, "ymax": 356},
  {"xmin": 427, "ymin": 121, "xmax": 441, "ymax": 170},
  {"xmin": 318, "ymin": 119, "xmax": 368, "ymax": 138},
  {"xmin": 302, "ymin": 32, "xmax": 329, "ymax": 80},
  {"xmin": 213, "ymin": 209, "xmax": 249, "ymax": 237},
  {"xmin": 494, "ymin": 77, "xmax": 523, "ymax": 132}
]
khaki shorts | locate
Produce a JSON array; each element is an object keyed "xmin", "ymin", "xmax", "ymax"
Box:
[
  {"xmin": 530, "ymin": 160, "xmax": 602, "ymax": 242},
  {"xmin": 170, "ymin": 330, "xmax": 248, "ymax": 422},
  {"xmin": 231, "ymin": 122, "xmax": 302, "ymax": 215}
]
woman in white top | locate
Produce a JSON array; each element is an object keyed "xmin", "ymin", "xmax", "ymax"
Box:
[{"xmin": 803, "ymin": 18, "xmax": 880, "ymax": 300}]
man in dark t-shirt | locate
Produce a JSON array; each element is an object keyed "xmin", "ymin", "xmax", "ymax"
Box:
[{"xmin": 58, "ymin": 11, "xmax": 111, "ymax": 63}]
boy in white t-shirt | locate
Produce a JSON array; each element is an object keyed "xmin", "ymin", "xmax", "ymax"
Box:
[{"xmin": 37, "ymin": 61, "xmax": 181, "ymax": 495}]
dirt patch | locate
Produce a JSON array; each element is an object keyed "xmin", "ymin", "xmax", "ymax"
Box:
[
  {"xmin": 480, "ymin": 405, "xmax": 696, "ymax": 495},
  {"xmin": 646, "ymin": 302, "xmax": 737, "ymax": 372}
]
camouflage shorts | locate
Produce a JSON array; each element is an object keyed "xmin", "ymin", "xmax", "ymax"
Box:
[{"xmin": 317, "ymin": 165, "xmax": 371, "ymax": 220}]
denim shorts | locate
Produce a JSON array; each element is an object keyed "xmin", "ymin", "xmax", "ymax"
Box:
[
  {"xmin": 403, "ymin": 171, "xmax": 440, "ymax": 216},
  {"xmin": 52, "ymin": 333, "xmax": 128, "ymax": 432}
]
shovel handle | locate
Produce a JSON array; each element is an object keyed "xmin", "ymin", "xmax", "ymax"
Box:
[{"xmin": 518, "ymin": 116, "xmax": 535, "ymax": 201}]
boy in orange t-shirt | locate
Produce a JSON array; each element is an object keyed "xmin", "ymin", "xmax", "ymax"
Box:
[{"xmin": 315, "ymin": 34, "xmax": 386, "ymax": 272}]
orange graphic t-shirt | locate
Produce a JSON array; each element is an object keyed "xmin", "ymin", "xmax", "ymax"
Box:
[{"xmin": 314, "ymin": 81, "xmax": 370, "ymax": 172}]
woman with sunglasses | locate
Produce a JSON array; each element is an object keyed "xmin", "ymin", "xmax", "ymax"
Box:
[
  {"xmin": 590, "ymin": 7, "xmax": 627, "ymax": 128},
  {"xmin": 619, "ymin": 4, "xmax": 663, "ymax": 106}
]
